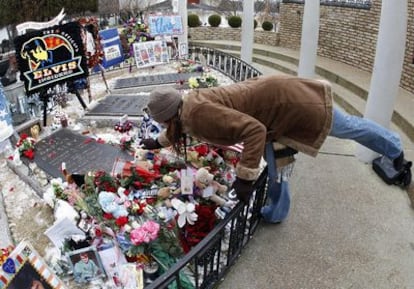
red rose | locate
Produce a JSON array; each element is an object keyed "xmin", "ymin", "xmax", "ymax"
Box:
[
  {"xmin": 94, "ymin": 227, "xmax": 103, "ymax": 237},
  {"xmin": 194, "ymin": 144, "xmax": 209, "ymax": 156},
  {"xmin": 115, "ymin": 216, "xmax": 129, "ymax": 227},
  {"xmin": 23, "ymin": 149, "xmax": 35, "ymax": 160},
  {"xmin": 103, "ymin": 213, "xmax": 114, "ymax": 220}
]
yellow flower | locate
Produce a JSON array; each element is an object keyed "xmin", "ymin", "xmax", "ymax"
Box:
[{"xmin": 188, "ymin": 77, "xmax": 199, "ymax": 89}]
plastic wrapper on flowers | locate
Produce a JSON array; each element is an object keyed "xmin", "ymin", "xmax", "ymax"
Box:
[{"xmin": 43, "ymin": 141, "xmax": 241, "ymax": 284}]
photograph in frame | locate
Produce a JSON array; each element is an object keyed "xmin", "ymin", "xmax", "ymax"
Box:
[
  {"xmin": 0, "ymin": 241, "xmax": 67, "ymax": 289},
  {"xmin": 66, "ymin": 246, "xmax": 105, "ymax": 284}
]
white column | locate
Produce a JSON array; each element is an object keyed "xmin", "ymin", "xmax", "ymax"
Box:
[
  {"xmin": 356, "ymin": 0, "xmax": 407, "ymax": 162},
  {"xmin": 177, "ymin": 0, "xmax": 188, "ymax": 57},
  {"xmin": 297, "ymin": 0, "xmax": 320, "ymax": 78},
  {"xmin": 241, "ymin": 0, "xmax": 254, "ymax": 64}
]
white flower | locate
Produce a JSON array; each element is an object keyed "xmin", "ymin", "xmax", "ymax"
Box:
[
  {"xmin": 43, "ymin": 188, "xmax": 56, "ymax": 208},
  {"xmin": 162, "ymin": 175, "xmax": 174, "ymax": 184},
  {"xmin": 51, "ymin": 178, "xmax": 63, "ymax": 186},
  {"xmin": 124, "ymin": 224, "xmax": 132, "ymax": 232},
  {"xmin": 171, "ymin": 198, "xmax": 198, "ymax": 228},
  {"xmin": 131, "ymin": 221, "xmax": 140, "ymax": 229}
]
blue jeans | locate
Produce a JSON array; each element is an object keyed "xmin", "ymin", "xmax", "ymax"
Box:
[
  {"xmin": 261, "ymin": 143, "xmax": 292, "ymax": 223},
  {"xmin": 261, "ymin": 107, "xmax": 403, "ymax": 223},
  {"xmin": 329, "ymin": 107, "xmax": 402, "ymax": 159},
  {"xmin": 261, "ymin": 180, "xmax": 291, "ymax": 223}
]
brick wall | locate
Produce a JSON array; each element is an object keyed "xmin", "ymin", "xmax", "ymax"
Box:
[
  {"xmin": 188, "ymin": 27, "xmax": 280, "ymax": 46},
  {"xmin": 401, "ymin": 0, "xmax": 414, "ymax": 92},
  {"xmin": 279, "ymin": 0, "xmax": 414, "ymax": 93}
]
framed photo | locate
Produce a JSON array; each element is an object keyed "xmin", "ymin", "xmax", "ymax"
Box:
[
  {"xmin": 0, "ymin": 241, "xmax": 67, "ymax": 289},
  {"xmin": 66, "ymin": 246, "xmax": 105, "ymax": 284}
]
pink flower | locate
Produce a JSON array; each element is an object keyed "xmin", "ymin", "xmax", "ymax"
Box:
[
  {"xmin": 130, "ymin": 228, "xmax": 147, "ymax": 245},
  {"xmin": 142, "ymin": 220, "xmax": 160, "ymax": 241},
  {"xmin": 129, "ymin": 221, "xmax": 160, "ymax": 245}
]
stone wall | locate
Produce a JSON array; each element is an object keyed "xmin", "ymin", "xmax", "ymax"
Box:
[
  {"xmin": 402, "ymin": 0, "xmax": 414, "ymax": 92},
  {"xmin": 279, "ymin": 2, "xmax": 380, "ymax": 72},
  {"xmin": 188, "ymin": 27, "xmax": 279, "ymax": 46},
  {"xmin": 279, "ymin": 0, "xmax": 414, "ymax": 93}
]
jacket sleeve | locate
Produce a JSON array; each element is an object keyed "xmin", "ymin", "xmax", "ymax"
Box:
[{"xmin": 189, "ymin": 103, "xmax": 266, "ymax": 181}]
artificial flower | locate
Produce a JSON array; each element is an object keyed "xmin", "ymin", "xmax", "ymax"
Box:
[
  {"xmin": 171, "ymin": 198, "xmax": 198, "ymax": 228},
  {"xmin": 129, "ymin": 220, "xmax": 160, "ymax": 246}
]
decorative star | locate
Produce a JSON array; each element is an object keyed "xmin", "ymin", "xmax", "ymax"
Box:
[{"xmin": 0, "ymin": 109, "xmax": 8, "ymax": 119}]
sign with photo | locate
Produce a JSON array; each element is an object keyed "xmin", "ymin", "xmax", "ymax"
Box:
[
  {"xmin": 133, "ymin": 41, "xmax": 169, "ymax": 69},
  {"xmin": 148, "ymin": 15, "xmax": 183, "ymax": 36},
  {"xmin": 14, "ymin": 22, "xmax": 88, "ymax": 93},
  {"xmin": 99, "ymin": 28, "xmax": 124, "ymax": 69},
  {"xmin": 0, "ymin": 241, "xmax": 67, "ymax": 289}
]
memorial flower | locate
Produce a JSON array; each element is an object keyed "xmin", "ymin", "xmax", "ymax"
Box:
[
  {"xmin": 188, "ymin": 73, "xmax": 218, "ymax": 89},
  {"xmin": 15, "ymin": 133, "xmax": 36, "ymax": 160},
  {"xmin": 119, "ymin": 135, "xmax": 134, "ymax": 151}
]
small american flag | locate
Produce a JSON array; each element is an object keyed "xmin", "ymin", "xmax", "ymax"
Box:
[{"xmin": 214, "ymin": 143, "xmax": 244, "ymax": 153}]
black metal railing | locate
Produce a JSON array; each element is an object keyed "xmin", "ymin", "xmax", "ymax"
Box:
[
  {"xmin": 146, "ymin": 167, "xmax": 268, "ymax": 289},
  {"xmin": 188, "ymin": 46, "xmax": 263, "ymax": 82},
  {"xmin": 282, "ymin": 0, "xmax": 372, "ymax": 9}
]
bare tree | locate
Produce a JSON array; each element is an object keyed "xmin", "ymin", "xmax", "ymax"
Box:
[
  {"xmin": 119, "ymin": 0, "xmax": 159, "ymax": 17},
  {"xmin": 99, "ymin": 0, "xmax": 120, "ymax": 15}
]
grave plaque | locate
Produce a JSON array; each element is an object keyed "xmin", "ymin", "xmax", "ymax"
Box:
[
  {"xmin": 34, "ymin": 128, "xmax": 134, "ymax": 178},
  {"xmin": 113, "ymin": 72, "xmax": 201, "ymax": 89},
  {"xmin": 86, "ymin": 81, "xmax": 192, "ymax": 116},
  {"xmin": 87, "ymin": 94, "xmax": 150, "ymax": 116}
]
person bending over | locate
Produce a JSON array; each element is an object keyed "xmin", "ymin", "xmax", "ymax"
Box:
[{"xmin": 140, "ymin": 75, "xmax": 411, "ymax": 206}]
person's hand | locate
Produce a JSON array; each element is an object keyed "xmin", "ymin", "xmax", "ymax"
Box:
[
  {"xmin": 231, "ymin": 177, "xmax": 254, "ymax": 203},
  {"xmin": 140, "ymin": 138, "xmax": 162, "ymax": 150}
]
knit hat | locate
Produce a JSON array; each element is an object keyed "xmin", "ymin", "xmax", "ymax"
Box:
[{"xmin": 147, "ymin": 87, "xmax": 182, "ymax": 123}]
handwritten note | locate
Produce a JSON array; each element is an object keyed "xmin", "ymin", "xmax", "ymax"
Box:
[{"xmin": 148, "ymin": 15, "xmax": 183, "ymax": 36}]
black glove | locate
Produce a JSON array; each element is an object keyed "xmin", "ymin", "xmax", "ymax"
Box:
[
  {"xmin": 231, "ymin": 177, "xmax": 254, "ymax": 203},
  {"xmin": 140, "ymin": 138, "xmax": 162, "ymax": 150}
]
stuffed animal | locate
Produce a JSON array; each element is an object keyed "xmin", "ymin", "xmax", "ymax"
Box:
[
  {"xmin": 194, "ymin": 167, "xmax": 234, "ymax": 207},
  {"xmin": 98, "ymin": 191, "xmax": 128, "ymax": 218}
]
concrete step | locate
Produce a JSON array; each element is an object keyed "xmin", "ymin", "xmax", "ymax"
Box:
[{"xmin": 189, "ymin": 40, "xmax": 414, "ymax": 145}]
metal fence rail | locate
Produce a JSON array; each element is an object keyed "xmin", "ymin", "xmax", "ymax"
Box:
[
  {"xmin": 188, "ymin": 46, "xmax": 263, "ymax": 82},
  {"xmin": 146, "ymin": 168, "xmax": 268, "ymax": 289},
  {"xmin": 282, "ymin": 0, "xmax": 372, "ymax": 9}
]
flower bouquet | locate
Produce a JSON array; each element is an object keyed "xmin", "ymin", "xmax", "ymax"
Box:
[
  {"xmin": 188, "ymin": 73, "xmax": 218, "ymax": 89},
  {"xmin": 15, "ymin": 133, "xmax": 36, "ymax": 160}
]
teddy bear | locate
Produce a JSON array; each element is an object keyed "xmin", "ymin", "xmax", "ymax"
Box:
[{"xmin": 194, "ymin": 167, "xmax": 235, "ymax": 207}]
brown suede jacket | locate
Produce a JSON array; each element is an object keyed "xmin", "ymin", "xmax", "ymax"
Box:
[{"xmin": 158, "ymin": 75, "xmax": 333, "ymax": 181}]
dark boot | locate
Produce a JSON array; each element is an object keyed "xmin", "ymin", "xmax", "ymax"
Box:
[{"xmin": 393, "ymin": 151, "xmax": 405, "ymax": 171}]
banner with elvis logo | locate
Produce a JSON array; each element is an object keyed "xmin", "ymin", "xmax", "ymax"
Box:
[{"xmin": 14, "ymin": 22, "xmax": 88, "ymax": 93}]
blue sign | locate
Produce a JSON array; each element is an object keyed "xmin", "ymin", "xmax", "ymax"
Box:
[
  {"xmin": 0, "ymin": 83, "xmax": 13, "ymax": 141},
  {"xmin": 99, "ymin": 28, "xmax": 124, "ymax": 69},
  {"xmin": 148, "ymin": 15, "xmax": 183, "ymax": 36},
  {"xmin": 0, "ymin": 84, "xmax": 11, "ymax": 125}
]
